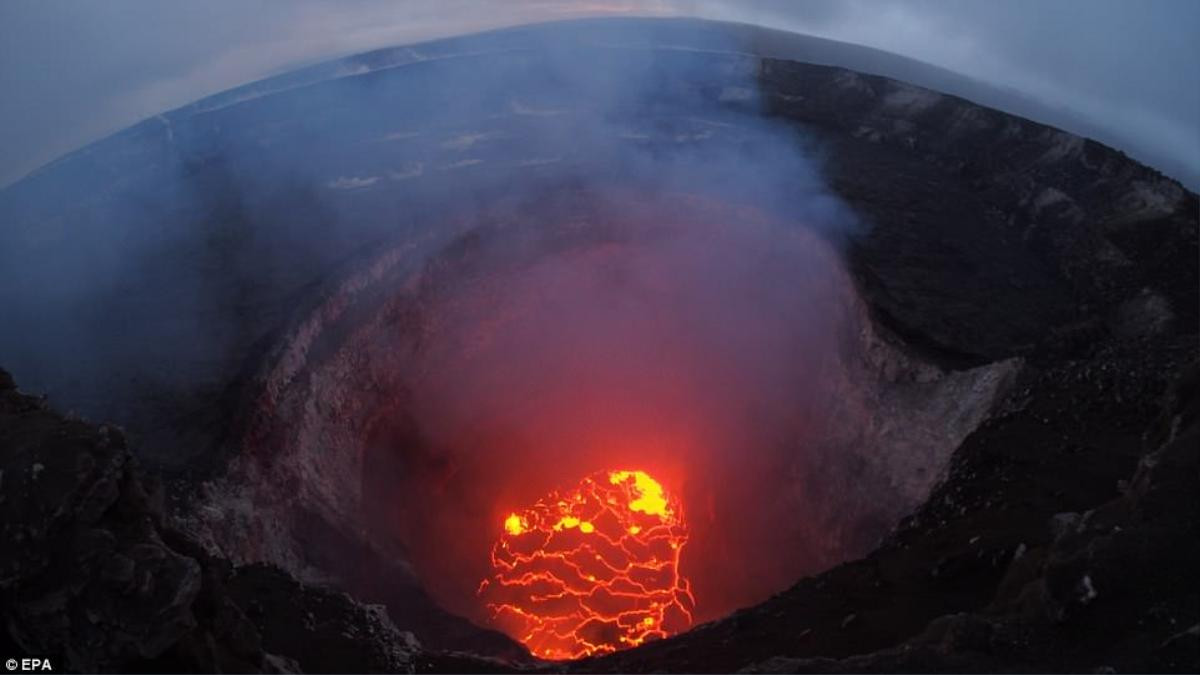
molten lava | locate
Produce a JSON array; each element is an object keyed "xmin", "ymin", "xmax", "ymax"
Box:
[{"xmin": 478, "ymin": 469, "xmax": 694, "ymax": 660}]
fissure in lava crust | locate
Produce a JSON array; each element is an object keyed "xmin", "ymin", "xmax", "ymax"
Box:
[{"xmin": 478, "ymin": 469, "xmax": 694, "ymax": 660}]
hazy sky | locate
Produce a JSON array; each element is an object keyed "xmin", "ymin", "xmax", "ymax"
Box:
[{"xmin": 1, "ymin": 0, "xmax": 1197, "ymax": 187}]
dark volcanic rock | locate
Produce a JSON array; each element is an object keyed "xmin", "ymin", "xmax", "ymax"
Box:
[
  {"xmin": 224, "ymin": 564, "xmax": 419, "ymax": 673},
  {"xmin": 0, "ymin": 369, "xmax": 418, "ymax": 673},
  {"xmin": 741, "ymin": 361, "xmax": 1200, "ymax": 674},
  {"xmin": 757, "ymin": 59, "xmax": 1198, "ymax": 367},
  {"xmin": 0, "ymin": 369, "xmax": 203, "ymax": 671}
]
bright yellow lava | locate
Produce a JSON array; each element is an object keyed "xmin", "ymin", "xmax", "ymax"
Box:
[
  {"xmin": 609, "ymin": 470, "xmax": 671, "ymax": 517},
  {"xmin": 503, "ymin": 513, "xmax": 525, "ymax": 536}
]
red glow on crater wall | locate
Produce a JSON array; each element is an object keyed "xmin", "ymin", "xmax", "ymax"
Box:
[
  {"xmin": 368, "ymin": 198, "xmax": 858, "ymax": 648},
  {"xmin": 478, "ymin": 469, "xmax": 694, "ymax": 660}
]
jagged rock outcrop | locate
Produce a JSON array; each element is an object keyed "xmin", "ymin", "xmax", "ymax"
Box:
[
  {"xmin": 567, "ymin": 343, "xmax": 1197, "ymax": 674},
  {"xmin": 0, "ymin": 369, "xmax": 419, "ymax": 673},
  {"xmin": 741, "ymin": 360, "xmax": 1199, "ymax": 673}
]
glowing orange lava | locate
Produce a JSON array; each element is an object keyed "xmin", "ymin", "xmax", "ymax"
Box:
[{"xmin": 478, "ymin": 469, "xmax": 694, "ymax": 660}]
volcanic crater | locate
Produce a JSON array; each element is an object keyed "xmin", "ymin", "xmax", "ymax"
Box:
[
  {"xmin": 0, "ymin": 17, "xmax": 1196, "ymax": 674},
  {"xmin": 198, "ymin": 186, "xmax": 1019, "ymax": 661}
]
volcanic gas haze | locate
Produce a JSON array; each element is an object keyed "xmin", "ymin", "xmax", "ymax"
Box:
[
  {"xmin": 372, "ymin": 193, "xmax": 865, "ymax": 634},
  {"xmin": 163, "ymin": 24, "xmax": 1029, "ymax": 663}
]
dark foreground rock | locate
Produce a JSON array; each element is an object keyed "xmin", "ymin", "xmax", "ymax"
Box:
[
  {"xmin": 0, "ymin": 368, "xmax": 418, "ymax": 673},
  {"xmin": 740, "ymin": 359, "xmax": 1200, "ymax": 673}
]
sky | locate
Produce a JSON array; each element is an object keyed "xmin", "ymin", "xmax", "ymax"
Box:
[{"xmin": 1, "ymin": 0, "xmax": 1197, "ymax": 188}]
